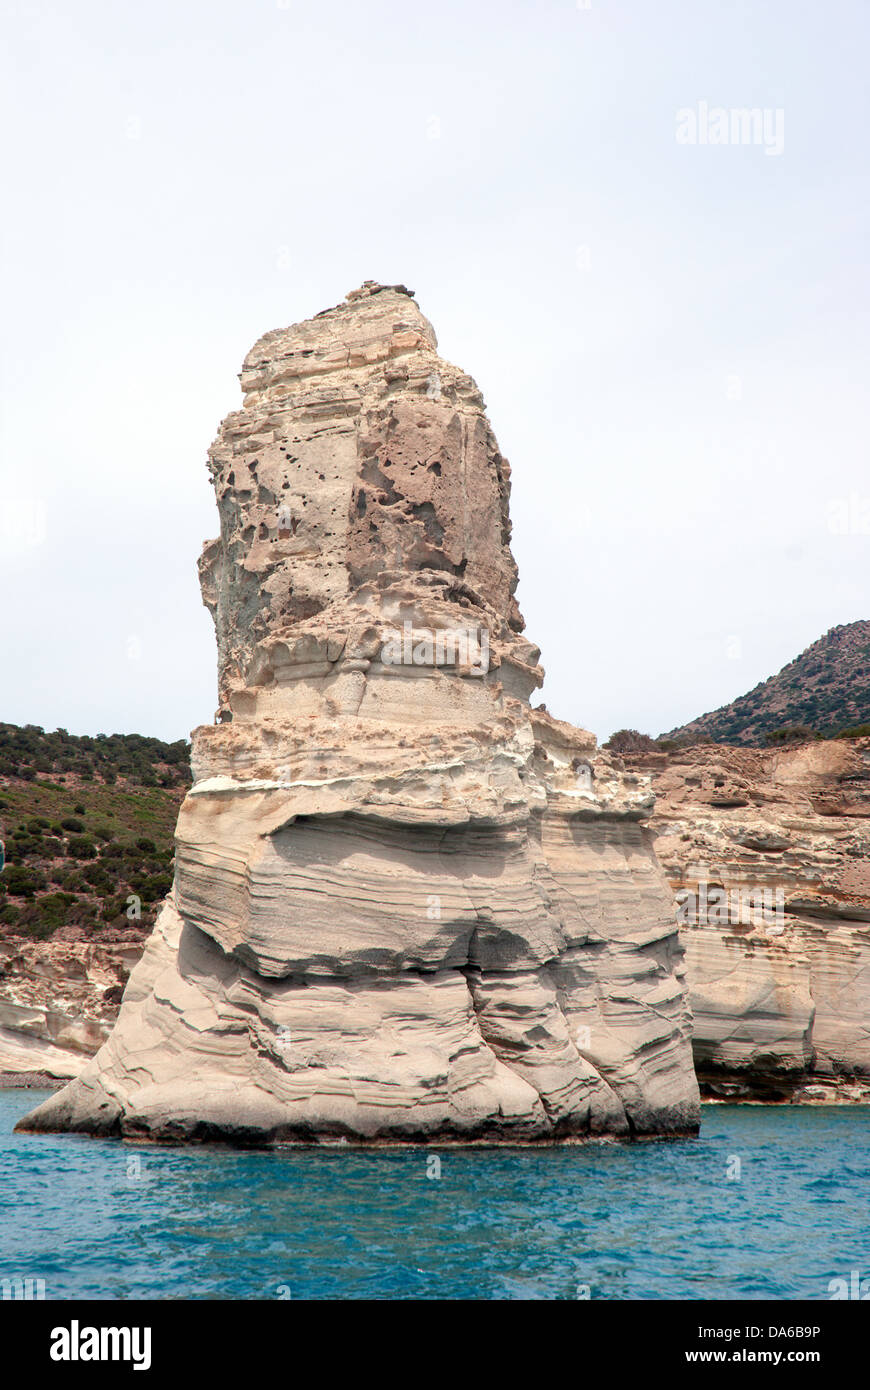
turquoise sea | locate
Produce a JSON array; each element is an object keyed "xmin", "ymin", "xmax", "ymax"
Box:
[{"xmin": 1, "ymin": 1092, "xmax": 868, "ymax": 1300}]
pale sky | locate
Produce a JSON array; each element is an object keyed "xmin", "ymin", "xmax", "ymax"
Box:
[{"xmin": 1, "ymin": 0, "xmax": 867, "ymax": 744}]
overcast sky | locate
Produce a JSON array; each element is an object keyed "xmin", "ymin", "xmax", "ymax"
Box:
[{"xmin": 1, "ymin": 0, "xmax": 867, "ymax": 745}]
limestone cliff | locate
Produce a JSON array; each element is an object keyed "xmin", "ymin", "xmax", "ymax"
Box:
[
  {"xmin": 0, "ymin": 937, "xmax": 140, "ymax": 1083},
  {"xmin": 18, "ymin": 283, "xmax": 699, "ymax": 1144},
  {"xmin": 623, "ymin": 739, "xmax": 870, "ymax": 1101}
]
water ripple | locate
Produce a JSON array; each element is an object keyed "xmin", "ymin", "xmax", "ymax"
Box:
[{"xmin": 1, "ymin": 1095, "xmax": 868, "ymax": 1299}]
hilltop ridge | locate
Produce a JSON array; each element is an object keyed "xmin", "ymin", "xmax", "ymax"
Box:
[{"xmin": 664, "ymin": 621, "xmax": 870, "ymax": 746}]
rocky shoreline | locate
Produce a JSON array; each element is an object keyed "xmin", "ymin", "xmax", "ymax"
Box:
[{"xmin": 5, "ymin": 736, "xmax": 868, "ymax": 1107}]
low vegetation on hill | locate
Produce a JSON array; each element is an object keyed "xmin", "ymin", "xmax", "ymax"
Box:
[
  {"xmin": 605, "ymin": 722, "xmax": 870, "ymax": 755},
  {"xmin": 0, "ymin": 723, "xmax": 190, "ymax": 787},
  {"xmin": 659, "ymin": 621, "xmax": 870, "ymax": 747},
  {"xmin": 0, "ymin": 724, "xmax": 189, "ymax": 941}
]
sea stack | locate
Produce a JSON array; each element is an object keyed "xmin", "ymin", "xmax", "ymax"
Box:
[{"xmin": 19, "ymin": 282, "xmax": 699, "ymax": 1144}]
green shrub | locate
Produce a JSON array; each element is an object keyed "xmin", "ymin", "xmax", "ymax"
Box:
[
  {"xmin": 140, "ymin": 873, "xmax": 172, "ymax": 901},
  {"xmin": 3, "ymin": 865, "xmax": 47, "ymax": 897},
  {"xmin": 61, "ymin": 817, "xmax": 84, "ymax": 833},
  {"xmin": 10, "ymin": 834, "xmax": 39, "ymax": 856},
  {"xmin": 34, "ymin": 892, "xmax": 77, "ymax": 930},
  {"xmin": 604, "ymin": 729, "xmax": 657, "ymax": 753},
  {"xmin": 82, "ymin": 862, "xmax": 112, "ymax": 889},
  {"xmin": 66, "ymin": 836, "xmax": 96, "ymax": 859},
  {"xmin": 765, "ymin": 725, "xmax": 818, "ymax": 745}
]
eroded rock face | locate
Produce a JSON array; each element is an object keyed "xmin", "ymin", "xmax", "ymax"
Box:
[
  {"xmin": 623, "ymin": 739, "xmax": 870, "ymax": 1102},
  {"xmin": 0, "ymin": 938, "xmax": 142, "ymax": 1082},
  {"xmin": 19, "ymin": 283, "xmax": 699, "ymax": 1144}
]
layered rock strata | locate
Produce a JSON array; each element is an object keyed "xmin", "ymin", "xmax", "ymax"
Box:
[
  {"xmin": 0, "ymin": 937, "xmax": 141, "ymax": 1082},
  {"xmin": 623, "ymin": 739, "xmax": 870, "ymax": 1101},
  {"xmin": 19, "ymin": 283, "xmax": 699, "ymax": 1144}
]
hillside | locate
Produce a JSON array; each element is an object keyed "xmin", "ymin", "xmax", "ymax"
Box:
[
  {"xmin": 663, "ymin": 621, "xmax": 870, "ymax": 746},
  {"xmin": 0, "ymin": 723, "xmax": 189, "ymax": 941},
  {"xmin": 0, "ymin": 724, "xmax": 190, "ymax": 788}
]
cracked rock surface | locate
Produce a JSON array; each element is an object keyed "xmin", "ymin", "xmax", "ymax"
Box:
[
  {"xmin": 18, "ymin": 283, "xmax": 699, "ymax": 1144},
  {"xmin": 624, "ymin": 739, "xmax": 870, "ymax": 1102},
  {"xmin": 0, "ymin": 938, "xmax": 141, "ymax": 1082}
]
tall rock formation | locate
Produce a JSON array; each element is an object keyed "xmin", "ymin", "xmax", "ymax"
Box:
[{"xmin": 19, "ymin": 283, "xmax": 699, "ymax": 1144}]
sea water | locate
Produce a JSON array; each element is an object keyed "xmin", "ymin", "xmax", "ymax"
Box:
[{"xmin": 1, "ymin": 1091, "xmax": 867, "ymax": 1300}]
